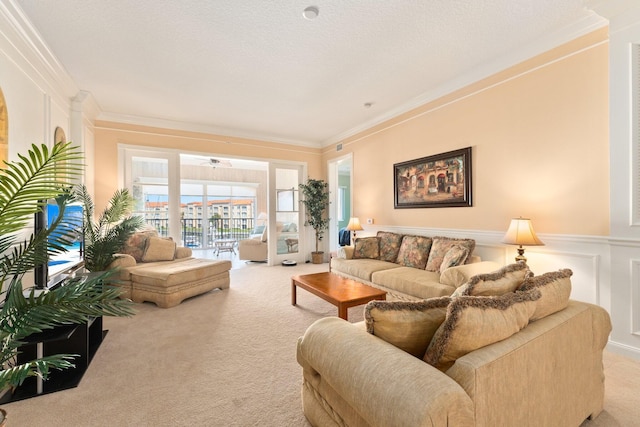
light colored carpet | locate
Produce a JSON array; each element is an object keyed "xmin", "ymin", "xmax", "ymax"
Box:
[{"xmin": 3, "ymin": 262, "xmax": 639, "ymax": 426}]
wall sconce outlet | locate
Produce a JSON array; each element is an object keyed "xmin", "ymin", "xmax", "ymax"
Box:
[{"xmin": 366, "ymin": 218, "xmax": 374, "ymax": 225}]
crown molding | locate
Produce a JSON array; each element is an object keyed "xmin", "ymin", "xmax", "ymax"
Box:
[
  {"xmin": 96, "ymin": 111, "xmax": 319, "ymax": 148},
  {"xmin": 0, "ymin": 0, "xmax": 79, "ymax": 102}
]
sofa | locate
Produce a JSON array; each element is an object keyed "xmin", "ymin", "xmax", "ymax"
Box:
[
  {"xmin": 330, "ymin": 231, "xmax": 502, "ymax": 300},
  {"xmin": 297, "ymin": 264, "xmax": 612, "ymax": 426},
  {"xmin": 110, "ymin": 230, "xmax": 231, "ymax": 308}
]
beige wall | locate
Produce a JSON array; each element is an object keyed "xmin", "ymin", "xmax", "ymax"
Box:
[
  {"xmin": 322, "ymin": 28, "xmax": 609, "ymax": 236},
  {"xmin": 94, "ymin": 122, "xmax": 323, "ymax": 210}
]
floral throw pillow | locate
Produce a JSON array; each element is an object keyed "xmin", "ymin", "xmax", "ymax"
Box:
[
  {"xmin": 121, "ymin": 229, "xmax": 159, "ymax": 262},
  {"xmin": 438, "ymin": 245, "xmax": 470, "ymax": 273},
  {"xmin": 425, "ymin": 237, "xmax": 475, "ymax": 272},
  {"xmin": 353, "ymin": 237, "xmax": 380, "ymax": 259},
  {"xmin": 377, "ymin": 231, "xmax": 404, "ymax": 262},
  {"xmin": 396, "ymin": 235, "xmax": 432, "ymax": 269}
]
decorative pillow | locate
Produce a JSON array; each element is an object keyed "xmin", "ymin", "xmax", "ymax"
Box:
[
  {"xmin": 252, "ymin": 225, "xmax": 265, "ymax": 235},
  {"xmin": 365, "ymin": 297, "xmax": 451, "ymax": 358},
  {"xmin": 395, "ymin": 235, "xmax": 432, "ymax": 269},
  {"xmin": 261, "ymin": 226, "xmax": 268, "ymax": 242},
  {"xmin": 142, "ymin": 236, "xmax": 177, "ymax": 262},
  {"xmin": 518, "ymin": 269, "xmax": 572, "ymax": 321},
  {"xmin": 377, "ymin": 231, "xmax": 404, "ymax": 262},
  {"xmin": 175, "ymin": 246, "xmax": 193, "ymax": 259},
  {"xmin": 121, "ymin": 229, "xmax": 159, "ymax": 262},
  {"xmin": 455, "ymin": 262, "xmax": 533, "ymax": 296},
  {"xmin": 425, "ymin": 237, "xmax": 475, "ymax": 272},
  {"xmin": 423, "ymin": 290, "xmax": 541, "ymax": 371},
  {"xmin": 353, "ymin": 237, "xmax": 380, "ymax": 259},
  {"xmin": 439, "ymin": 245, "xmax": 470, "ymax": 273}
]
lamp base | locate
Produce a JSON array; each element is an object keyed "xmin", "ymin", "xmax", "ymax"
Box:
[{"xmin": 515, "ymin": 247, "xmax": 527, "ymax": 263}]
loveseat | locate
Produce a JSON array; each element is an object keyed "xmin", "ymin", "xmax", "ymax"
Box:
[
  {"xmin": 297, "ymin": 264, "xmax": 612, "ymax": 426},
  {"xmin": 110, "ymin": 230, "xmax": 231, "ymax": 308},
  {"xmin": 330, "ymin": 231, "xmax": 501, "ymax": 300}
]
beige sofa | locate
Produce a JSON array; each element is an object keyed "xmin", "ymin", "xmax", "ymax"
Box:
[
  {"xmin": 330, "ymin": 231, "xmax": 501, "ymax": 300},
  {"xmin": 110, "ymin": 230, "xmax": 231, "ymax": 308},
  {"xmin": 297, "ymin": 266, "xmax": 612, "ymax": 426}
]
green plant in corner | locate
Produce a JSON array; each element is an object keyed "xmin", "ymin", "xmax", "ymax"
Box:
[
  {"xmin": 0, "ymin": 142, "xmax": 134, "ymax": 396},
  {"xmin": 73, "ymin": 185, "xmax": 144, "ymax": 272},
  {"xmin": 299, "ymin": 178, "xmax": 330, "ymax": 263}
]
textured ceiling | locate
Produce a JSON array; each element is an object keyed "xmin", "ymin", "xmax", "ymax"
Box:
[{"xmin": 16, "ymin": 0, "xmax": 605, "ymax": 147}]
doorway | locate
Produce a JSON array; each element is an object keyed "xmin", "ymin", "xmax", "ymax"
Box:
[{"xmin": 328, "ymin": 154, "xmax": 353, "ymax": 252}]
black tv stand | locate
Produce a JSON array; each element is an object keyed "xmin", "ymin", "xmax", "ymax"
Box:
[{"xmin": 0, "ymin": 315, "xmax": 106, "ymax": 403}]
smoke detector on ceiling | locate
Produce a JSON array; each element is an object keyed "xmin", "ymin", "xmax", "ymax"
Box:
[{"xmin": 303, "ymin": 6, "xmax": 319, "ymax": 20}]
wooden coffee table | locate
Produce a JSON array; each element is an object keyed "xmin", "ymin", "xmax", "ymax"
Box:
[{"xmin": 291, "ymin": 272, "xmax": 386, "ymax": 320}]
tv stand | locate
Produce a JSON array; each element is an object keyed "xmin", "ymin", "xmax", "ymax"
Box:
[{"xmin": 0, "ymin": 315, "xmax": 106, "ymax": 403}]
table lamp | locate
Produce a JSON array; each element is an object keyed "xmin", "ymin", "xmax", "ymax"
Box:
[
  {"xmin": 501, "ymin": 217, "xmax": 544, "ymax": 263},
  {"xmin": 346, "ymin": 217, "xmax": 364, "ymax": 241}
]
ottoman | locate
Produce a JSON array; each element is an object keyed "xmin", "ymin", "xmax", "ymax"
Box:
[{"xmin": 125, "ymin": 258, "xmax": 232, "ymax": 308}]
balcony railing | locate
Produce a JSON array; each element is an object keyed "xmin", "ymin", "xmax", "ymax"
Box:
[{"xmin": 143, "ymin": 217, "xmax": 256, "ymax": 248}]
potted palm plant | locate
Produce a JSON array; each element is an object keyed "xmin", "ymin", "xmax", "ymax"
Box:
[
  {"xmin": 0, "ymin": 142, "xmax": 134, "ymax": 412},
  {"xmin": 299, "ymin": 179, "xmax": 330, "ymax": 264},
  {"xmin": 73, "ymin": 185, "xmax": 144, "ymax": 272}
]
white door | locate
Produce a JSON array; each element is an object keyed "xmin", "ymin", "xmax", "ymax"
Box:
[{"xmin": 268, "ymin": 163, "xmax": 305, "ymax": 265}]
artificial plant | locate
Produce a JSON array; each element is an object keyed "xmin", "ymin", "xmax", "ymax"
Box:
[
  {"xmin": 0, "ymin": 142, "xmax": 134, "ymax": 391},
  {"xmin": 73, "ymin": 185, "xmax": 144, "ymax": 272},
  {"xmin": 299, "ymin": 178, "xmax": 330, "ymax": 256}
]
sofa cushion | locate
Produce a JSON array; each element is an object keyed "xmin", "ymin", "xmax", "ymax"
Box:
[
  {"xmin": 453, "ymin": 262, "xmax": 533, "ymax": 297},
  {"xmin": 377, "ymin": 231, "xmax": 404, "ymax": 262},
  {"xmin": 364, "ymin": 297, "xmax": 451, "ymax": 358},
  {"xmin": 331, "ymin": 259, "xmax": 401, "ymax": 282},
  {"xmin": 129, "ymin": 258, "xmax": 232, "ymax": 288},
  {"xmin": 423, "ymin": 290, "xmax": 540, "ymax": 371},
  {"xmin": 518, "ymin": 269, "xmax": 572, "ymax": 321},
  {"xmin": 353, "ymin": 237, "xmax": 380, "ymax": 259},
  {"xmin": 425, "ymin": 237, "xmax": 475, "ymax": 272},
  {"xmin": 121, "ymin": 229, "xmax": 159, "ymax": 262},
  {"xmin": 439, "ymin": 245, "xmax": 470, "ymax": 273},
  {"xmin": 396, "ymin": 235, "xmax": 432, "ymax": 269},
  {"xmin": 371, "ymin": 267, "xmax": 455, "ymax": 299},
  {"xmin": 142, "ymin": 236, "xmax": 177, "ymax": 262}
]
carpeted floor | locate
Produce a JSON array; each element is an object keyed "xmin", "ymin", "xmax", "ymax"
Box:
[{"xmin": 4, "ymin": 262, "xmax": 639, "ymax": 426}]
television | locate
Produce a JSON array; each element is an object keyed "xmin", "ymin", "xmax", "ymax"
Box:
[{"xmin": 34, "ymin": 200, "xmax": 85, "ymax": 289}]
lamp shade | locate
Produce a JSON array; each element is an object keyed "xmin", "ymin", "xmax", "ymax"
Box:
[
  {"xmin": 502, "ymin": 217, "xmax": 544, "ymax": 246},
  {"xmin": 346, "ymin": 217, "xmax": 364, "ymax": 231},
  {"xmin": 257, "ymin": 212, "xmax": 268, "ymax": 220}
]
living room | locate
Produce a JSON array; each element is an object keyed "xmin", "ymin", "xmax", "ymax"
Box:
[{"xmin": 0, "ymin": 0, "xmax": 639, "ymax": 425}]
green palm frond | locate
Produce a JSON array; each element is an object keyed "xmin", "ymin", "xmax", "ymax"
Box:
[
  {"xmin": 0, "ymin": 354, "xmax": 76, "ymax": 389},
  {"xmin": 74, "ymin": 184, "xmax": 144, "ymax": 272},
  {"xmin": 0, "ymin": 142, "xmax": 83, "ymax": 236}
]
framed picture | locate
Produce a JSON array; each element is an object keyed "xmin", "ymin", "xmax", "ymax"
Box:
[{"xmin": 394, "ymin": 147, "xmax": 472, "ymax": 208}]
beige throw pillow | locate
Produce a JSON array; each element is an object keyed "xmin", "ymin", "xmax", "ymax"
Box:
[
  {"xmin": 142, "ymin": 236, "xmax": 177, "ymax": 262},
  {"xmin": 454, "ymin": 262, "xmax": 533, "ymax": 297},
  {"xmin": 365, "ymin": 297, "xmax": 451, "ymax": 358},
  {"xmin": 518, "ymin": 268, "xmax": 572, "ymax": 321},
  {"xmin": 423, "ymin": 290, "xmax": 540, "ymax": 371}
]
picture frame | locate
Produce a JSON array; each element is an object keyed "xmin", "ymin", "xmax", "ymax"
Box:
[{"xmin": 394, "ymin": 147, "xmax": 472, "ymax": 208}]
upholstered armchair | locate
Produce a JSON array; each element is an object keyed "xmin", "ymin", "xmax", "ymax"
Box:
[{"xmin": 238, "ymin": 227, "xmax": 268, "ymax": 262}]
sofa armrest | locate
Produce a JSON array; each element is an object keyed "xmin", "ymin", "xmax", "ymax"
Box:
[
  {"xmin": 440, "ymin": 260, "xmax": 502, "ymax": 288},
  {"xmin": 297, "ymin": 317, "xmax": 473, "ymax": 426},
  {"xmin": 335, "ymin": 245, "xmax": 354, "ymax": 259},
  {"xmin": 110, "ymin": 253, "xmax": 137, "ymax": 269}
]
